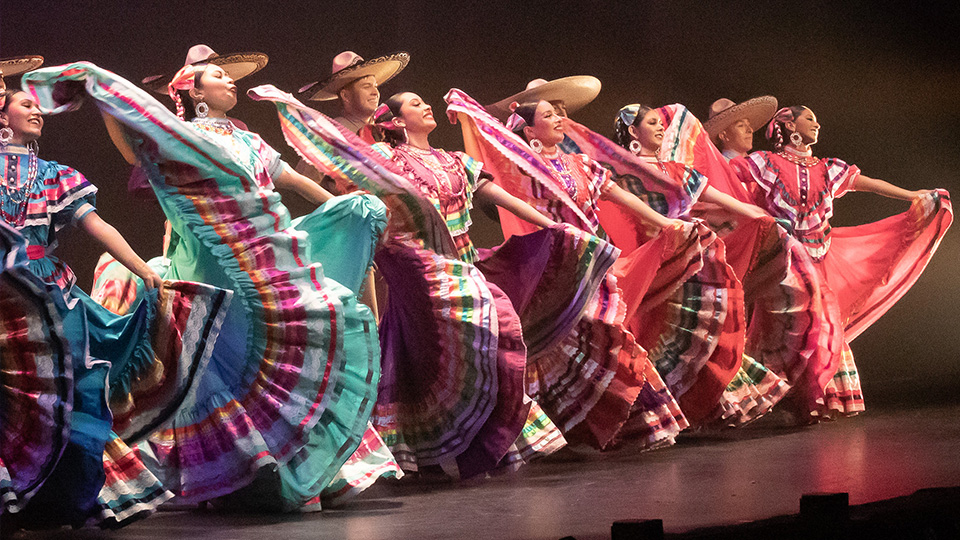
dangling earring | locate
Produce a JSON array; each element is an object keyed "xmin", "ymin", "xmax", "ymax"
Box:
[
  {"xmin": 789, "ymin": 131, "xmax": 804, "ymax": 148},
  {"xmin": 629, "ymin": 140, "xmax": 642, "ymax": 155},
  {"xmin": 0, "ymin": 125, "xmax": 12, "ymax": 146},
  {"xmin": 195, "ymin": 101, "xmax": 209, "ymax": 119},
  {"xmin": 530, "ymin": 138, "xmax": 543, "ymax": 153}
]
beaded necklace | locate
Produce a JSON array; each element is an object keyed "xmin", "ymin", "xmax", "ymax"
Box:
[
  {"xmin": 2, "ymin": 146, "xmax": 40, "ymax": 226},
  {"xmin": 399, "ymin": 145, "xmax": 467, "ymax": 202},
  {"xmin": 543, "ymin": 152, "xmax": 579, "ymax": 200},
  {"xmin": 191, "ymin": 116, "xmax": 236, "ymax": 136},
  {"xmin": 777, "ymin": 147, "xmax": 821, "ymax": 205}
]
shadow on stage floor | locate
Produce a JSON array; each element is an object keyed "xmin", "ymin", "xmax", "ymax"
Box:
[{"xmin": 13, "ymin": 401, "xmax": 960, "ymax": 540}]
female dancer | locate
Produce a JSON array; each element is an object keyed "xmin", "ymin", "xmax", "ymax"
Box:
[
  {"xmin": 594, "ymin": 102, "xmax": 823, "ymax": 425},
  {"xmin": 23, "ymin": 57, "xmax": 398, "ymax": 510},
  {"xmin": 730, "ymin": 106, "xmax": 951, "ymax": 418},
  {"xmin": 252, "ymin": 85, "xmax": 615, "ymax": 476},
  {"xmin": 0, "ymin": 77, "xmax": 228, "ymax": 527},
  {"xmin": 452, "ymin": 90, "xmax": 714, "ymax": 445}
]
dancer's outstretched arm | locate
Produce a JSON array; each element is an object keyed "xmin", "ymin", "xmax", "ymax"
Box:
[
  {"xmin": 274, "ymin": 164, "xmax": 335, "ymax": 205},
  {"xmin": 477, "ymin": 181, "xmax": 556, "ymax": 229},
  {"xmin": 79, "ymin": 211, "xmax": 162, "ymax": 289},
  {"xmin": 700, "ymin": 185, "xmax": 769, "ymax": 219},
  {"xmin": 855, "ymin": 174, "xmax": 933, "ymax": 201},
  {"xmin": 603, "ymin": 183, "xmax": 685, "ymax": 234}
]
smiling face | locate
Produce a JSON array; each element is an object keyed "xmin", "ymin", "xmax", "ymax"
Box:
[
  {"xmin": 522, "ymin": 100, "xmax": 565, "ymax": 148},
  {"xmin": 190, "ymin": 64, "xmax": 237, "ymax": 115},
  {"xmin": 1, "ymin": 91, "xmax": 43, "ymax": 144},
  {"xmin": 718, "ymin": 118, "xmax": 755, "ymax": 155},
  {"xmin": 628, "ymin": 109, "xmax": 664, "ymax": 154},
  {"xmin": 393, "ymin": 92, "xmax": 436, "ymax": 136},
  {"xmin": 340, "ymin": 75, "xmax": 380, "ymax": 119},
  {"xmin": 787, "ymin": 107, "xmax": 820, "ymax": 146}
]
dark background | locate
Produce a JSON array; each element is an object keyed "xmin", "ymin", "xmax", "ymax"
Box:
[{"xmin": 3, "ymin": 1, "xmax": 958, "ymax": 405}]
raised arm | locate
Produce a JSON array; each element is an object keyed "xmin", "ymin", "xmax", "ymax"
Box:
[
  {"xmin": 602, "ymin": 182, "xmax": 685, "ymax": 234},
  {"xmin": 273, "ymin": 163, "xmax": 335, "ymax": 206},
  {"xmin": 854, "ymin": 174, "xmax": 931, "ymax": 201},
  {"xmin": 476, "ymin": 181, "xmax": 557, "ymax": 229},
  {"xmin": 79, "ymin": 211, "xmax": 162, "ymax": 289}
]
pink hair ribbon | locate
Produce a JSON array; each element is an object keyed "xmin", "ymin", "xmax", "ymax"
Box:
[{"xmin": 167, "ymin": 64, "xmax": 199, "ymax": 120}]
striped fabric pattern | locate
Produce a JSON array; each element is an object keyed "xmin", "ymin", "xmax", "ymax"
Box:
[
  {"xmin": 449, "ymin": 88, "xmax": 691, "ymax": 448},
  {"xmin": 25, "ymin": 63, "xmax": 383, "ymax": 509},
  {"xmin": 0, "ymin": 221, "xmax": 71, "ymax": 516},
  {"xmin": 563, "ymin": 117, "xmax": 706, "ymax": 218}
]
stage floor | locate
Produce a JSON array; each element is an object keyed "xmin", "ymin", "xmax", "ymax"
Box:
[{"xmin": 17, "ymin": 402, "xmax": 960, "ymax": 540}]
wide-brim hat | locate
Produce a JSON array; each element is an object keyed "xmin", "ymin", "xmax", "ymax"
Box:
[
  {"xmin": 703, "ymin": 96, "xmax": 778, "ymax": 138},
  {"xmin": 486, "ymin": 76, "xmax": 602, "ymax": 121},
  {"xmin": 141, "ymin": 44, "xmax": 268, "ymax": 94},
  {"xmin": 299, "ymin": 51, "xmax": 410, "ymax": 102},
  {"xmin": 0, "ymin": 55, "xmax": 44, "ymax": 89}
]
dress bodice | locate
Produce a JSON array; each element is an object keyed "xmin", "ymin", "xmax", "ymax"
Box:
[{"xmin": 1, "ymin": 144, "xmax": 96, "ymax": 291}]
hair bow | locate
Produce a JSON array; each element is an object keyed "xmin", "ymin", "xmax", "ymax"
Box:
[
  {"xmin": 616, "ymin": 104, "xmax": 642, "ymax": 129},
  {"xmin": 765, "ymin": 106, "xmax": 795, "ymax": 139},
  {"xmin": 167, "ymin": 64, "xmax": 202, "ymax": 120}
]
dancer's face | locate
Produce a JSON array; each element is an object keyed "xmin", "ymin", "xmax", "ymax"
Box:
[
  {"xmin": 787, "ymin": 108, "xmax": 820, "ymax": 146},
  {"xmin": 719, "ymin": 118, "xmax": 754, "ymax": 155},
  {"xmin": 0, "ymin": 91, "xmax": 43, "ymax": 144},
  {"xmin": 523, "ymin": 100, "xmax": 565, "ymax": 147},
  {"xmin": 629, "ymin": 109, "xmax": 664, "ymax": 154},
  {"xmin": 394, "ymin": 92, "xmax": 436, "ymax": 134},
  {"xmin": 340, "ymin": 75, "xmax": 380, "ymax": 118},
  {"xmin": 191, "ymin": 65, "xmax": 237, "ymax": 115}
]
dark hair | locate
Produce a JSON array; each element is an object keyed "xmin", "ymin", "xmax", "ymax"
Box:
[
  {"xmin": 764, "ymin": 105, "xmax": 808, "ymax": 151},
  {"xmin": 1, "ymin": 88, "xmax": 22, "ymax": 114},
  {"xmin": 177, "ymin": 64, "xmax": 209, "ymax": 121},
  {"xmin": 614, "ymin": 104, "xmax": 653, "ymax": 149},
  {"xmin": 509, "ymin": 100, "xmax": 541, "ymax": 142},
  {"xmin": 372, "ymin": 91, "xmax": 407, "ymax": 147}
]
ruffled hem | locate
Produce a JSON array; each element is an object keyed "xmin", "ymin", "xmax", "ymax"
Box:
[
  {"xmin": 815, "ymin": 345, "xmax": 864, "ymax": 419},
  {"xmin": 709, "ymin": 356, "xmax": 791, "ymax": 428},
  {"xmin": 0, "ymin": 222, "xmax": 72, "ymax": 516},
  {"xmin": 373, "ymin": 238, "xmax": 528, "ymax": 479},
  {"xmin": 317, "ymin": 425, "xmax": 403, "ymax": 508},
  {"xmin": 94, "ymin": 434, "xmax": 173, "ymax": 528},
  {"xmin": 476, "ymin": 224, "xmax": 617, "ymax": 357},
  {"xmin": 628, "ymin": 223, "xmax": 746, "ymax": 425}
]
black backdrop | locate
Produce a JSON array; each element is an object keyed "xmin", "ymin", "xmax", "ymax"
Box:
[{"xmin": 3, "ymin": 1, "xmax": 958, "ymax": 404}]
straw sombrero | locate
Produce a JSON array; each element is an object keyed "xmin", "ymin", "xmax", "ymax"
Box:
[
  {"xmin": 299, "ymin": 51, "xmax": 410, "ymax": 102},
  {"xmin": 141, "ymin": 44, "xmax": 268, "ymax": 94},
  {"xmin": 486, "ymin": 76, "xmax": 601, "ymax": 121},
  {"xmin": 703, "ymin": 96, "xmax": 778, "ymax": 138},
  {"xmin": 0, "ymin": 56, "xmax": 44, "ymax": 90}
]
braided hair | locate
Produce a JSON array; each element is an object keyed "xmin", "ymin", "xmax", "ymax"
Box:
[
  {"xmin": 372, "ymin": 92, "xmax": 408, "ymax": 147},
  {"xmin": 764, "ymin": 105, "xmax": 808, "ymax": 151}
]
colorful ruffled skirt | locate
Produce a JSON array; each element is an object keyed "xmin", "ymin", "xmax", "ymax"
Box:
[{"xmin": 0, "ymin": 222, "xmax": 230, "ymax": 528}]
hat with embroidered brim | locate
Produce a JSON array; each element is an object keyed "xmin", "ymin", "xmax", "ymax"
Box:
[
  {"xmin": 703, "ymin": 96, "xmax": 778, "ymax": 138},
  {"xmin": 0, "ymin": 56, "xmax": 44, "ymax": 90},
  {"xmin": 298, "ymin": 51, "xmax": 410, "ymax": 102},
  {"xmin": 486, "ymin": 76, "xmax": 602, "ymax": 121},
  {"xmin": 141, "ymin": 44, "xmax": 268, "ymax": 94}
]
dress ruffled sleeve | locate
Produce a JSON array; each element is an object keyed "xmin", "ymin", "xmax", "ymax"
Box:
[
  {"xmin": 45, "ymin": 161, "xmax": 98, "ymax": 230},
  {"xmin": 573, "ymin": 153, "xmax": 616, "ymax": 195},
  {"xmin": 454, "ymin": 151, "xmax": 484, "ymax": 192},
  {"xmin": 824, "ymin": 157, "xmax": 860, "ymax": 199}
]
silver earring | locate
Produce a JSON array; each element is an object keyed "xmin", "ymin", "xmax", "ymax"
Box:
[
  {"xmin": 629, "ymin": 140, "xmax": 642, "ymax": 155},
  {"xmin": 195, "ymin": 101, "xmax": 209, "ymax": 118},
  {"xmin": 790, "ymin": 131, "xmax": 803, "ymax": 148},
  {"xmin": 530, "ymin": 138, "xmax": 543, "ymax": 153},
  {"xmin": 0, "ymin": 126, "xmax": 12, "ymax": 146}
]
